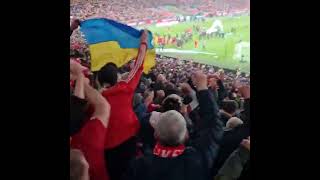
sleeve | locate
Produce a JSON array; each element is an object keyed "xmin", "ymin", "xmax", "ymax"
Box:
[
  {"xmin": 191, "ymin": 90, "xmax": 224, "ymax": 169},
  {"xmin": 123, "ymin": 48, "xmax": 146, "ymax": 91},
  {"xmin": 196, "ymin": 90, "xmax": 221, "ymax": 132},
  {"xmin": 214, "ymin": 146, "xmax": 250, "ymax": 180},
  {"xmin": 70, "ymin": 118, "xmax": 109, "ymax": 180}
]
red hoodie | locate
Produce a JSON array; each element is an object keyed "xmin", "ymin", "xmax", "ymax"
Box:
[{"xmin": 102, "ymin": 50, "xmax": 145, "ymax": 149}]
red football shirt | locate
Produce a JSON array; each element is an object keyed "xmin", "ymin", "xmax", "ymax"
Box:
[
  {"xmin": 71, "ymin": 118, "xmax": 109, "ymax": 180},
  {"xmin": 101, "ymin": 50, "xmax": 145, "ymax": 149}
]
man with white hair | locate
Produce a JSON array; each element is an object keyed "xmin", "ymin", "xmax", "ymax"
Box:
[
  {"xmin": 154, "ymin": 110, "xmax": 187, "ymax": 147},
  {"xmin": 226, "ymin": 117, "xmax": 243, "ymax": 130},
  {"xmin": 124, "ymin": 71, "xmax": 223, "ymax": 180},
  {"xmin": 137, "ymin": 93, "xmax": 186, "ymax": 154}
]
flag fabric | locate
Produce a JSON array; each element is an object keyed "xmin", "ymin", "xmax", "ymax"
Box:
[{"xmin": 80, "ymin": 18, "xmax": 156, "ymax": 73}]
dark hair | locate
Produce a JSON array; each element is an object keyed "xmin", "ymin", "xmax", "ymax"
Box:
[
  {"xmin": 164, "ymin": 83, "xmax": 178, "ymax": 96},
  {"xmin": 222, "ymin": 100, "xmax": 238, "ymax": 114},
  {"xmin": 70, "ymin": 95, "xmax": 87, "ymax": 136},
  {"xmin": 97, "ymin": 63, "xmax": 118, "ymax": 87},
  {"xmin": 148, "ymin": 72, "xmax": 157, "ymax": 82},
  {"xmin": 183, "ymin": 95, "xmax": 193, "ymax": 105},
  {"xmin": 162, "ymin": 97, "xmax": 181, "ymax": 112}
]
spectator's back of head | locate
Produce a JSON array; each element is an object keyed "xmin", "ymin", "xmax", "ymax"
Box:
[
  {"xmin": 97, "ymin": 63, "xmax": 118, "ymax": 88},
  {"xmin": 155, "ymin": 110, "xmax": 187, "ymax": 146},
  {"xmin": 70, "ymin": 149, "xmax": 89, "ymax": 180},
  {"xmin": 164, "ymin": 83, "xmax": 178, "ymax": 96},
  {"xmin": 222, "ymin": 100, "xmax": 238, "ymax": 115},
  {"xmin": 157, "ymin": 74, "xmax": 166, "ymax": 83},
  {"xmin": 148, "ymin": 72, "xmax": 157, "ymax": 82},
  {"xmin": 162, "ymin": 94, "xmax": 182, "ymax": 112}
]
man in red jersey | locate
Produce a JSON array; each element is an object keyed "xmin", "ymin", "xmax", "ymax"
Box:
[
  {"xmin": 95, "ymin": 30, "xmax": 149, "ymax": 179},
  {"xmin": 70, "ymin": 61, "xmax": 111, "ymax": 180}
]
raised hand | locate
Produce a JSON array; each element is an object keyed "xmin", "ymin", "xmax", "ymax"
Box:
[
  {"xmin": 208, "ymin": 77, "xmax": 218, "ymax": 90},
  {"xmin": 140, "ymin": 29, "xmax": 149, "ymax": 45},
  {"xmin": 70, "ymin": 60, "xmax": 86, "ymax": 77},
  {"xmin": 238, "ymin": 85, "xmax": 250, "ymax": 99},
  {"xmin": 191, "ymin": 71, "xmax": 208, "ymax": 91},
  {"xmin": 71, "ymin": 19, "xmax": 81, "ymax": 31}
]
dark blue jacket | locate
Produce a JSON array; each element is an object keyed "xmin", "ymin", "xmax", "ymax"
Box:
[{"xmin": 123, "ymin": 89, "xmax": 223, "ymax": 180}]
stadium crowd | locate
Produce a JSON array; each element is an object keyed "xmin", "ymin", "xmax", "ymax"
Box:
[
  {"xmin": 70, "ymin": 0, "xmax": 249, "ymax": 54},
  {"xmin": 70, "ymin": 17, "xmax": 250, "ymax": 180}
]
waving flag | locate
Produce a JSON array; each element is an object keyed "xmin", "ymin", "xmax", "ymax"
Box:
[{"xmin": 80, "ymin": 18, "xmax": 156, "ymax": 73}]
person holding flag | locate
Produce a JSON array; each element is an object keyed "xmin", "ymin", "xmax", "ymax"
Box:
[
  {"xmin": 77, "ymin": 17, "xmax": 156, "ymax": 179},
  {"xmin": 97, "ymin": 30, "xmax": 149, "ymax": 180}
]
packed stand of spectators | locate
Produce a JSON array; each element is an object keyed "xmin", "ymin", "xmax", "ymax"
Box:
[
  {"xmin": 71, "ymin": 0, "xmax": 173, "ymax": 24},
  {"xmin": 70, "ymin": 0, "xmax": 249, "ymax": 24},
  {"xmin": 70, "ymin": 20, "xmax": 250, "ymax": 180},
  {"xmin": 70, "ymin": 0, "xmax": 249, "ymax": 56}
]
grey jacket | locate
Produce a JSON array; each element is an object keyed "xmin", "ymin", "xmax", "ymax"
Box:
[{"xmin": 214, "ymin": 146, "xmax": 249, "ymax": 180}]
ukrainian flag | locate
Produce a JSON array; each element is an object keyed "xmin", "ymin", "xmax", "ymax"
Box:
[{"xmin": 80, "ymin": 18, "xmax": 156, "ymax": 73}]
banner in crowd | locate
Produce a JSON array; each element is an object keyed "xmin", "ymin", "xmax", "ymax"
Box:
[{"xmin": 80, "ymin": 18, "xmax": 156, "ymax": 73}]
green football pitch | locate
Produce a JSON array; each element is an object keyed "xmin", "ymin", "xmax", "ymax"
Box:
[{"xmin": 145, "ymin": 16, "xmax": 250, "ymax": 72}]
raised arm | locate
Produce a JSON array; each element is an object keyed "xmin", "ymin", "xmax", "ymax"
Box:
[
  {"xmin": 239, "ymin": 86, "xmax": 250, "ymax": 125},
  {"xmin": 70, "ymin": 61, "xmax": 87, "ymax": 136},
  {"xmin": 71, "ymin": 63, "xmax": 111, "ymax": 180},
  {"xmin": 192, "ymin": 72, "xmax": 220, "ymax": 129},
  {"xmin": 70, "ymin": 19, "xmax": 80, "ymax": 36},
  {"xmin": 217, "ymin": 79, "xmax": 227, "ymax": 106},
  {"xmin": 84, "ymin": 80, "xmax": 110, "ymax": 127},
  {"xmin": 191, "ymin": 71, "xmax": 223, "ymax": 168},
  {"xmin": 123, "ymin": 30, "xmax": 149, "ymax": 90},
  {"xmin": 70, "ymin": 60, "xmax": 85, "ymax": 99}
]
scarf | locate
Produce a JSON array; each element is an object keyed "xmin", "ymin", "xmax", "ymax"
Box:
[{"xmin": 153, "ymin": 142, "xmax": 185, "ymax": 158}]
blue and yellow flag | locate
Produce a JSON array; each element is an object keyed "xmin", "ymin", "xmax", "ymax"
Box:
[{"xmin": 80, "ymin": 18, "xmax": 156, "ymax": 73}]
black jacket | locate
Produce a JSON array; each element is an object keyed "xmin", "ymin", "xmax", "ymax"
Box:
[
  {"xmin": 123, "ymin": 90, "xmax": 223, "ymax": 180},
  {"xmin": 211, "ymin": 99, "xmax": 250, "ymax": 176},
  {"xmin": 217, "ymin": 79, "xmax": 227, "ymax": 107},
  {"xmin": 214, "ymin": 146, "xmax": 250, "ymax": 180}
]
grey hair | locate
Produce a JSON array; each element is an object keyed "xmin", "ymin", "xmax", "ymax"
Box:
[
  {"xmin": 226, "ymin": 117, "xmax": 243, "ymax": 129},
  {"xmin": 155, "ymin": 110, "xmax": 187, "ymax": 146}
]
